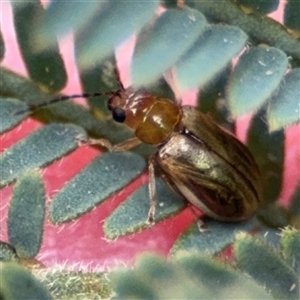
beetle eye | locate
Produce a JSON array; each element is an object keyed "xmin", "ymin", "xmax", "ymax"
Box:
[{"xmin": 112, "ymin": 107, "xmax": 126, "ymax": 123}]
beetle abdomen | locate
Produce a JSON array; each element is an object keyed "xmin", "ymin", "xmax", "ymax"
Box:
[{"xmin": 157, "ymin": 132, "xmax": 260, "ymax": 221}]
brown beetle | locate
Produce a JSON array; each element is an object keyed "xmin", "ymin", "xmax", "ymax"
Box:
[
  {"xmin": 79, "ymin": 68, "xmax": 263, "ymax": 225},
  {"xmin": 20, "ymin": 68, "xmax": 263, "ymax": 225}
]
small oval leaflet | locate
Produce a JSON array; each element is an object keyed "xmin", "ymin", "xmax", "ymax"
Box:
[
  {"xmin": 176, "ymin": 24, "xmax": 248, "ymax": 90},
  {"xmin": 170, "ymin": 217, "xmax": 259, "ymax": 256},
  {"xmin": 104, "ymin": 178, "xmax": 185, "ymax": 239},
  {"xmin": 267, "ymin": 68, "xmax": 300, "ymax": 131},
  {"xmin": 0, "ymin": 97, "xmax": 29, "ymax": 133},
  {"xmin": 49, "ymin": 151, "xmax": 146, "ymax": 224},
  {"xmin": 8, "ymin": 170, "xmax": 45, "ymax": 258},
  {"xmin": 131, "ymin": 7, "xmax": 207, "ymax": 87},
  {"xmin": 0, "ymin": 123, "xmax": 87, "ymax": 187},
  {"xmin": 227, "ymin": 46, "xmax": 288, "ymax": 117}
]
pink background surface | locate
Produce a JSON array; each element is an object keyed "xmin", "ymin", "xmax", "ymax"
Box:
[{"xmin": 0, "ymin": 1, "xmax": 299, "ymax": 270}]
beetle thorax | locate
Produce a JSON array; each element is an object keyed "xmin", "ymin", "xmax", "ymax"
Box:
[{"xmin": 109, "ymin": 88, "xmax": 182, "ymax": 145}]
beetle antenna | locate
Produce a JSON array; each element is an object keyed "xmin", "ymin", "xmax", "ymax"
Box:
[
  {"xmin": 14, "ymin": 66, "xmax": 126, "ymax": 116},
  {"xmin": 14, "ymin": 91, "xmax": 117, "ymax": 116}
]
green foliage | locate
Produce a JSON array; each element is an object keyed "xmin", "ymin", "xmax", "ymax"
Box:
[
  {"xmin": 192, "ymin": 0, "xmax": 300, "ymax": 60},
  {"xmin": 10, "ymin": 1, "xmax": 66, "ymax": 92},
  {"xmin": 176, "ymin": 24, "xmax": 247, "ymax": 90},
  {"xmin": 268, "ymin": 68, "xmax": 300, "ymax": 131},
  {"xmin": 1, "ymin": 230, "xmax": 299, "ymax": 299},
  {"xmin": 0, "ymin": 30, "xmax": 4, "ymax": 61},
  {"xmin": 0, "ymin": 262, "xmax": 53, "ymax": 300},
  {"xmin": 49, "ymin": 152, "xmax": 146, "ymax": 224},
  {"xmin": 0, "ymin": 123, "xmax": 87, "ymax": 187},
  {"xmin": 234, "ymin": 232, "xmax": 299, "ymax": 300},
  {"xmin": 247, "ymin": 110, "xmax": 284, "ymax": 204},
  {"xmin": 258, "ymin": 203, "xmax": 291, "ymax": 229},
  {"xmin": 131, "ymin": 7, "xmax": 207, "ymax": 87},
  {"xmin": 0, "ymin": 97, "xmax": 29, "ymax": 133},
  {"xmin": 227, "ymin": 46, "xmax": 288, "ymax": 117},
  {"xmin": 284, "ymin": 0, "xmax": 300, "ymax": 31},
  {"xmin": 76, "ymin": 1, "xmax": 160, "ymax": 70},
  {"xmin": 112, "ymin": 229, "xmax": 300, "ymax": 299},
  {"xmin": 111, "ymin": 252, "xmax": 271, "ymax": 299},
  {"xmin": 170, "ymin": 217, "xmax": 259, "ymax": 255},
  {"xmin": 0, "ymin": 0, "xmax": 299, "ymax": 282},
  {"xmin": 0, "ymin": 241, "xmax": 19, "ymax": 263},
  {"xmin": 0, "ymin": 68, "xmax": 148, "ymax": 148},
  {"xmin": 8, "ymin": 170, "xmax": 45, "ymax": 258},
  {"xmin": 235, "ymin": 0, "xmax": 279, "ymax": 14},
  {"xmin": 197, "ymin": 66, "xmax": 233, "ymax": 129},
  {"xmin": 280, "ymin": 227, "xmax": 300, "ymax": 274},
  {"xmin": 33, "ymin": 2, "xmax": 104, "ymax": 51},
  {"xmin": 104, "ymin": 178, "xmax": 185, "ymax": 239},
  {"xmin": 289, "ymin": 184, "xmax": 300, "ymax": 228}
]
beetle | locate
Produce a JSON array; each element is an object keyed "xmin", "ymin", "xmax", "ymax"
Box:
[
  {"xmin": 100, "ymin": 75, "xmax": 263, "ymax": 224},
  {"xmin": 20, "ymin": 67, "xmax": 263, "ymax": 225}
]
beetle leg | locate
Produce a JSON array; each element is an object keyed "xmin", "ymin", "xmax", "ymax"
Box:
[
  {"xmin": 110, "ymin": 137, "xmax": 142, "ymax": 152},
  {"xmin": 147, "ymin": 156, "xmax": 157, "ymax": 226},
  {"xmin": 186, "ymin": 203, "xmax": 209, "ymax": 233},
  {"xmin": 196, "ymin": 218, "xmax": 209, "ymax": 233},
  {"xmin": 80, "ymin": 137, "xmax": 142, "ymax": 152},
  {"xmin": 86, "ymin": 138, "xmax": 114, "ymax": 151}
]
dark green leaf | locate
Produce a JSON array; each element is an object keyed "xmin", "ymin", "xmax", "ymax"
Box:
[
  {"xmin": 8, "ymin": 170, "xmax": 45, "ymax": 258},
  {"xmin": 177, "ymin": 254, "xmax": 272, "ymax": 299},
  {"xmin": 112, "ymin": 270, "xmax": 159, "ymax": 299},
  {"xmin": 11, "ymin": 1, "xmax": 66, "ymax": 92},
  {"xmin": 0, "ymin": 67, "xmax": 125, "ymax": 141},
  {"xmin": 247, "ymin": 110, "xmax": 284, "ymax": 204},
  {"xmin": 34, "ymin": 2, "xmax": 105, "ymax": 50},
  {"xmin": 112, "ymin": 253, "xmax": 272, "ymax": 299},
  {"xmin": 76, "ymin": 0, "xmax": 159, "ymax": 69},
  {"xmin": 257, "ymin": 203, "xmax": 290, "ymax": 228},
  {"xmin": 78, "ymin": 56, "xmax": 119, "ymax": 115},
  {"xmin": 284, "ymin": 0, "xmax": 300, "ymax": 31},
  {"xmin": 0, "ymin": 98, "xmax": 29, "ymax": 133},
  {"xmin": 234, "ymin": 233, "xmax": 299, "ymax": 300},
  {"xmin": 49, "ymin": 152, "xmax": 146, "ymax": 224},
  {"xmin": 104, "ymin": 178, "xmax": 185, "ymax": 239},
  {"xmin": 0, "ymin": 262, "xmax": 53, "ymax": 300},
  {"xmin": 227, "ymin": 46, "xmax": 288, "ymax": 117},
  {"xmin": 268, "ymin": 68, "xmax": 300, "ymax": 131},
  {"xmin": 198, "ymin": 66, "xmax": 233, "ymax": 129},
  {"xmin": 146, "ymin": 76, "xmax": 176, "ymax": 100},
  {"xmin": 112, "ymin": 254, "xmax": 210, "ymax": 299},
  {"xmin": 280, "ymin": 228, "xmax": 300, "ymax": 274},
  {"xmin": 235, "ymin": 0, "xmax": 279, "ymax": 14},
  {"xmin": 289, "ymin": 183, "xmax": 300, "ymax": 228},
  {"xmin": 131, "ymin": 8, "xmax": 207, "ymax": 87},
  {"xmin": 256, "ymin": 226, "xmax": 282, "ymax": 248},
  {"xmin": 0, "ymin": 123, "xmax": 87, "ymax": 188},
  {"xmin": 161, "ymin": 0, "xmax": 181, "ymax": 8},
  {"xmin": 176, "ymin": 24, "xmax": 247, "ymax": 90},
  {"xmin": 0, "ymin": 241, "xmax": 19, "ymax": 263},
  {"xmin": 192, "ymin": 1, "xmax": 300, "ymax": 61},
  {"xmin": 161, "ymin": 0, "xmax": 196, "ymax": 8},
  {"xmin": 0, "ymin": 29, "xmax": 4, "ymax": 61},
  {"xmin": 171, "ymin": 217, "xmax": 259, "ymax": 255}
]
